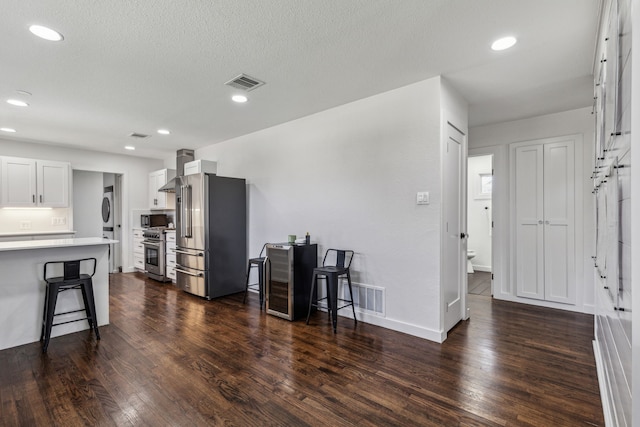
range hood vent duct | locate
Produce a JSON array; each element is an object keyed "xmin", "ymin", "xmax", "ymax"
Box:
[{"xmin": 158, "ymin": 148, "xmax": 195, "ymax": 193}]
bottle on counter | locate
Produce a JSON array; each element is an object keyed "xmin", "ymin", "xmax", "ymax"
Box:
[{"xmin": 305, "ymin": 232, "xmax": 310, "ymax": 245}]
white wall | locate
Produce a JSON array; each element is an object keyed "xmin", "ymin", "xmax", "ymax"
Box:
[
  {"xmin": 469, "ymin": 107, "xmax": 595, "ymax": 312},
  {"xmin": 0, "ymin": 138, "xmax": 164, "ymax": 270},
  {"xmin": 467, "ymin": 155, "xmax": 492, "ymax": 271},
  {"xmin": 72, "ymin": 170, "xmax": 103, "ymax": 238},
  {"xmin": 193, "ymin": 77, "xmax": 448, "ymax": 341}
]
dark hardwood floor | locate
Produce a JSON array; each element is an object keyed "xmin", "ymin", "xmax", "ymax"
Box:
[{"xmin": 0, "ymin": 272, "xmax": 604, "ymax": 426}]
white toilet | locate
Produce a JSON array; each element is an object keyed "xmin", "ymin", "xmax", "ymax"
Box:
[{"xmin": 467, "ymin": 250, "xmax": 476, "ymax": 273}]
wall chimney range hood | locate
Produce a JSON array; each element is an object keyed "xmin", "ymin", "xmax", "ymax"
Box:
[{"xmin": 159, "ymin": 148, "xmax": 195, "ymax": 192}]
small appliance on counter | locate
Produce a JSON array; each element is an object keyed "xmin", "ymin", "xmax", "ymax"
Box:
[{"xmin": 141, "ymin": 214, "xmax": 169, "ymax": 228}]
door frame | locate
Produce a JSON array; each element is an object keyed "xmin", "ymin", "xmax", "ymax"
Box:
[
  {"xmin": 468, "ymin": 145, "xmax": 505, "ymax": 300},
  {"xmin": 466, "ymin": 152, "xmax": 495, "ymax": 296}
]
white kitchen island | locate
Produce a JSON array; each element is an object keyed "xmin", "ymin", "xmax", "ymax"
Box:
[{"xmin": 0, "ymin": 237, "xmax": 115, "ymax": 351}]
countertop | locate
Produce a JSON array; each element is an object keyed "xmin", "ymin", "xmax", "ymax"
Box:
[
  {"xmin": 0, "ymin": 237, "xmax": 118, "ymax": 252},
  {"xmin": 0, "ymin": 230, "xmax": 76, "ymax": 238}
]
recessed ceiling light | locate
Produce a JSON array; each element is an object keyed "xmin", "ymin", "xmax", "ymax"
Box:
[
  {"xmin": 7, "ymin": 99, "xmax": 29, "ymax": 107},
  {"xmin": 15, "ymin": 90, "xmax": 32, "ymax": 97},
  {"xmin": 1, "ymin": 128, "xmax": 17, "ymax": 133},
  {"xmin": 125, "ymin": 146, "xmax": 135, "ymax": 150},
  {"xmin": 491, "ymin": 36, "xmax": 517, "ymax": 51},
  {"xmin": 157, "ymin": 129, "xmax": 170, "ymax": 135},
  {"xmin": 29, "ymin": 25, "xmax": 64, "ymax": 41},
  {"xmin": 232, "ymin": 95, "xmax": 248, "ymax": 103}
]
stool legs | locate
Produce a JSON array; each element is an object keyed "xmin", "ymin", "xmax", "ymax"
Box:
[
  {"xmin": 257, "ymin": 262, "xmax": 264, "ymax": 309},
  {"xmin": 327, "ymin": 273, "xmax": 339, "ymax": 333},
  {"xmin": 306, "ymin": 272, "xmax": 318, "ymax": 324},
  {"xmin": 346, "ymin": 270, "xmax": 357, "ymax": 325},
  {"xmin": 42, "ymin": 283, "xmax": 60, "ymax": 353},
  {"xmin": 41, "ymin": 281, "xmax": 100, "ymax": 353},
  {"xmin": 243, "ymin": 261, "xmax": 265, "ymax": 309},
  {"xmin": 306, "ymin": 271, "xmax": 357, "ymax": 332},
  {"xmin": 82, "ymin": 281, "xmax": 101, "ymax": 340},
  {"xmin": 243, "ymin": 263, "xmax": 252, "ymax": 304}
]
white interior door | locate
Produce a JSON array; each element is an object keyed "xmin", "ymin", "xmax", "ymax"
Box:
[
  {"xmin": 543, "ymin": 141, "xmax": 575, "ymax": 304},
  {"xmin": 513, "ymin": 145, "xmax": 545, "ymax": 300},
  {"xmin": 443, "ymin": 123, "xmax": 465, "ymax": 332}
]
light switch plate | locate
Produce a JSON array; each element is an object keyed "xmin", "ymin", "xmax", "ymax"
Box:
[{"xmin": 416, "ymin": 191, "xmax": 429, "ymax": 205}]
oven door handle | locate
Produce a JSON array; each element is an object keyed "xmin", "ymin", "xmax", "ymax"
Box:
[
  {"xmin": 143, "ymin": 241, "xmax": 162, "ymax": 248},
  {"xmin": 174, "ymin": 249, "xmax": 204, "ymax": 256},
  {"xmin": 175, "ymin": 267, "xmax": 204, "ymax": 277}
]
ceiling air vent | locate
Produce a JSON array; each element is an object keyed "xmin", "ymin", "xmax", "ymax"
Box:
[
  {"xmin": 225, "ymin": 74, "xmax": 265, "ymax": 92},
  {"xmin": 129, "ymin": 132, "xmax": 150, "ymax": 139}
]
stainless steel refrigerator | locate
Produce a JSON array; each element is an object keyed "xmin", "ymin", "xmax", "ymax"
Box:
[{"xmin": 175, "ymin": 173, "xmax": 246, "ymax": 299}]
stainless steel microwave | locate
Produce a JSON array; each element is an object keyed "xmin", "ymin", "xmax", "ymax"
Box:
[{"xmin": 141, "ymin": 214, "xmax": 168, "ymax": 228}]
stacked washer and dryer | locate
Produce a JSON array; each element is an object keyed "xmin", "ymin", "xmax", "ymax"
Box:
[{"xmin": 102, "ymin": 186, "xmax": 116, "ymax": 273}]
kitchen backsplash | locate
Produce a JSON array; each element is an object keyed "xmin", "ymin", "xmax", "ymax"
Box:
[{"xmin": 0, "ymin": 207, "xmax": 71, "ymax": 233}]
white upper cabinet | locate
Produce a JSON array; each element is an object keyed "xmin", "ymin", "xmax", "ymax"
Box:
[
  {"xmin": 149, "ymin": 169, "xmax": 175, "ymax": 210},
  {"xmin": 0, "ymin": 157, "xmax": 70, "ymax": 207}
]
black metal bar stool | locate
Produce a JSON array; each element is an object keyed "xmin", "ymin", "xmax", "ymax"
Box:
[
  {"xmin": 41, "ymin": 258, "xmax": 100, "ymax": 353},
  {"xmin": 243, "ymin": 243, "xmax": 267, "ymax": 309},
  {"xmin": 306, "ymin": 249, "xmax": 357, "ymax": 333}
]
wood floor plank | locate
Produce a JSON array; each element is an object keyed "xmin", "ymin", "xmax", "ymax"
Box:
[{"xmin": 0, "ymin": 272, "xmax": 604, "ymax": 426}]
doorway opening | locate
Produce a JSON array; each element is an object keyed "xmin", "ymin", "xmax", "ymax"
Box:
[{"xmin": 466, "ymin": 154, "xmax": 493, "ymax": 297}]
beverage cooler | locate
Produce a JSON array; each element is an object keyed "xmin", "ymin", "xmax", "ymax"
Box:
[{"xmin": 265, "ymin": 243, "xmax": 317, "ymax": 320}]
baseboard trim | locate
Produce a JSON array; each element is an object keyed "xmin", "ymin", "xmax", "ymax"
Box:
[
  {"xmin": 493, "ymin": 293, "xmax": 590, "ymax": 314},
  {"xmin": 471, "ymin": 265, "xmax": 491, "ymax": 272},
  {"xmin": 593, "ymin": 340, "xmax": 615, "ymax": 427},
  {"xmin": 333, "ymin": 310, "xmax": 445, "ymax": 343}
]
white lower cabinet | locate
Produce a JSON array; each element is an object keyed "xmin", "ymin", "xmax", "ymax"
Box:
[
  {"xmin": 165, "ymin": 230, "xmax": 176, "ymax": 282},
  {"xmin": 133, "ymin": 228, "xmax": 145, "ymax": 271}
]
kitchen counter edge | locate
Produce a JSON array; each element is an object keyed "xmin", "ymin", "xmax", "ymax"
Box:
[{"xmin": 0, "ymin": 237, "xmax": 118, "ymax": 252}]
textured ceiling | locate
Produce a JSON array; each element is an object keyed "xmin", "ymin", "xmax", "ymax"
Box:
[{"xmin": 0, "ymin": 0, "xmax": 600, "ymax": 159}]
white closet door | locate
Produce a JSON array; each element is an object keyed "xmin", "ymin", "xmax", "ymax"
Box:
[
  {"xmin": 543, "ymin": 141, "xmax": 575, "ymax": 304},
  {"xmin": 514, "ymin": 145, "xmax": 545, "ymax": 300}
]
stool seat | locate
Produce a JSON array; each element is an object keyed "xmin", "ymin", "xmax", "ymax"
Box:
[
  {"xmin": 41, "ymin": 258, "xmax": 100, "ymax": 353},
  {"xmin": 313, "ymin": 266, "xmax": 348, "ymax": 274}
]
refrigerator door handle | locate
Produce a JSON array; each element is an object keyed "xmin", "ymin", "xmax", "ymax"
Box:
[
  {"xmin": 184, "ymin": 184, "xmax": 192, "ymax": 238},
  {"xmin": 175, "ymin": 266, "xmax": 204, "ymax": 277},
  {"xmin": 174, "ymin": 248, "xmax": 204, "ymax": 256},
  {"xmin": 180, "ymin": 184, "xmax": 193, "ymax": 238}
]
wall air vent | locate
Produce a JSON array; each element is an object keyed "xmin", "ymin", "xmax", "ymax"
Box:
[
  {"xmin": 225, "ymin": 74, "xmax": 265, "ymax": 92},
  {"xmin": 129, "ymin": 132, "xmax": 150, "ymax": 139}
]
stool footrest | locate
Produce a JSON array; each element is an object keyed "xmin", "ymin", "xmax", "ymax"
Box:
[
  {"xmin": 52, "ymin": 317, "xmax": 92, "ymax": 327},
  {"xmin": 52, "ymin": 308, "xmax": 86, "ymax": 317}
]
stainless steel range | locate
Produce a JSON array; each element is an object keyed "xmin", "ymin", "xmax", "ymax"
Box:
[{"xmin": 142, "ymin": 227, "xmax": 170, "ymax": 282}]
